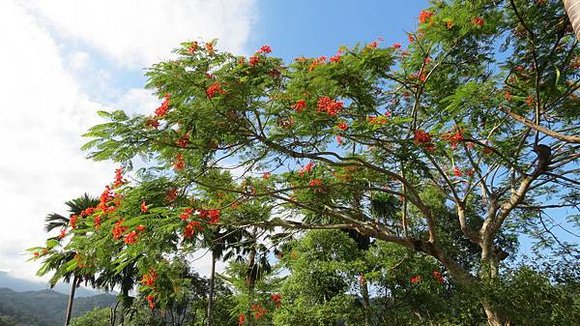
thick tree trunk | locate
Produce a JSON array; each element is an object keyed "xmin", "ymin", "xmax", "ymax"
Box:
[
  {"xmin": 564, "ymin": 0, "xmax": 580, "ymax": 40},
  {"xmin": 206, "ymin": 249, "xmax": 217, "ymax": 326},
  {"xmin": 360, "ymin": 279, "xmax": 370, "ymax": 326},
  {"xmin": 64, "ymin": 275, "xmax": 78, "ymax": 326}
]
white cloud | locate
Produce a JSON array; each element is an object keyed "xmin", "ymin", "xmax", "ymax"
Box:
[
  {"xmin": 23, "ymin": 0, "xmax": 257, "ymax": 67},
  {"xmin": 0, "ymin": 0, "xmax": 255, "ymax": 283}
]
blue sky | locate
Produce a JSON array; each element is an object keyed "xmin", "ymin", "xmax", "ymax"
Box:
[{"xmin": 0, "ymin": 0, "xmax": 429, "ymax": 281}]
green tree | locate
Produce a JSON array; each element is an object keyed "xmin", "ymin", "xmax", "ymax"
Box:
[
  {"xmin": 32, "ymin": 194, "xmax": 99, "ymax": 326},
  {"xmin": 73, "ymin": 1, "xmax": 580, "ymax": 324}
]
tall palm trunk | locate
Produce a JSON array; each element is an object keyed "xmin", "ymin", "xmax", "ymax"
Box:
[
  {"xmin": 206, "ymin": 249, "xmax": 217, "ymax": 326},
  {"xmin": 564, "ymin": 0, "xmax": 580, "ymax": 39},
  {"xmin": 64, "ymin": 275, "xmax": 78, "ymax": 326}
]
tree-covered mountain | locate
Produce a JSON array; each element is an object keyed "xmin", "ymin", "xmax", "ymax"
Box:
[
  {"xmin": 0, "ymin": 271, "xmax": 100, "ymax": 298},
  {"xmin": 0, "ymin": 287, "xmax": 116, "ymax": 326}
]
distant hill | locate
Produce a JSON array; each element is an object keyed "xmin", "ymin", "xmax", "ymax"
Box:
[
  {"xmin": 0, "ymin": 271, "xmax": 101, "ymax": 297},
  {"xmin": 0, "ymin": 287, "xmax": 117, "ymax": 326}
]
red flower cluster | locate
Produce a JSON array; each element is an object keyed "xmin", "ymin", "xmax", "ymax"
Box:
[
  {"xmin": 140, "ymin": 201, "xmax": 149, "ymax": 213},
  {"xmin": 249, "ymin": 55, "xmax": 260, "ymax": 66},
  {"xmin": 141, "ymin": 269, "xmax": 158, "ymax": 287},
  {"xmin": 205, "ymin": 42, "xmax": 214, "ymax": 54},
  {"xmin": 112, "ymin": 219, "xmax": 128, "ymax": 240},
  {"xmin": 199, "ymin": 209, "xmax": 220, "ymax": 224},
  {"xmin": 453, "ymin": 166, "xmax": 462, "ymax": 177},
  {"xmin": 271, "ymin": 293, "xmax": 282, "ymax": 308},
  {"xmin": 413, "ymin": 129, "xmax": 434, "ymax": 151},
  {"xmin": 187, "ymin": 41, "xmax": 198, "ymax": 54},
  {"xmin": 472, "ymin": 16, "xmax": 485, "ymax": 27},
  {"xmin": 113, "ymin": 168, "xmax": 125, "ymax": 188},
  {"xmin": 410, "ymin": 275, "xmax": 422, "ymax": 284},
  {"xmin": 419, "ymin": 10, "xmax": 434, "ymax": 24},
  {"xmin": 69, "ymin": 214, "xmax": 78, "ymax": 229},
  {"xmin": 146, "ymin": 117, "xmax": 160, "ymax": 129},
  {"xmin": 184, "ymin": 221, "xmax": 203, "ymax": 238},
  {"xmin": 292, "ymin": 99, "xmax": 307, "ymax": 113},
  {"xmin": 124, "ymin": 230, "xmax": 138, "ymax": 244},
  {"xmin": 309, "ymin": 178, "xmax": 324, "ymax": 192},
  {"xmin": 392, "ymin": 42, "xmax": 402, "ymax": 49},
  {"xmin": 504, "ymin": 90, "xmax": 512, "ymax": 101},
  {"xmin": 176, "ymin": 134, "xmax": 190, "ymax": 148},
  {"xmin": 146, "ymin": 294, "xmax": 155, "ymax": 310},
  {"xmin": 258, "ymin": 44, "xmax": 272, "ymax": 54},
  {"xmin": 58, "ymin": 229, "xmax": 67, "ymax": 240},
  {"xmin": 166, "ymin": 188, "xmax": 178, "ymax": 202},
  {"xmin": 441, "ymin": 129, "xmax": 463, "ymax": 149},
  {"xmin": 206, "ymin": 82, "xmax": 226, "ymax": 98},
  {"xmin": 299, "ymin": 161, "xmax": 315, "ymax": 175},
  {"xmin": 433, "ymin": 270, "xmax": 445, "ymax": 284},
  {"xmin": 238, "ymin": 313, "xmax": 246, "ymax": 326},
  {"xmin": 251, "ymin": 303, "xmax": 268, "ymax": 320},
  {"xmin": 337, "ymin": 121, "xmax": 349, "ymax": 131},
  {"xmin": 80, "ymin": 207, "xmax": 95, "ymax": 217},
  {"xmin": 174, "ymin": 153, "xmax": 185, "ymax": 171},
  {"xmin": 308, "ymin": 56, "xmax": 327, "ymax": 71},
  {"xmin": 367, "ymin": 115, "xmax": 388, "ymax": 126},
  {"xmin": 329, "ymin": 54, "xmax": 341, "ymax": 63},
  {"xmin": 154, "ymin": 94, "xmax": 171, "ymax": 118},
  {"xmin": 180, "ymin": 208, "xmax": 194, "ymax": 221},
  {"xmin": 317, "ymin": 96, "xmax": 343, "ymax": 116},
  {"xmin": 94, "ymin": 215, "xmax": 102, "ymax": 229},
  {"xmin": 262, "ymin": 172, "xmax": 272, "ymax": 180}
]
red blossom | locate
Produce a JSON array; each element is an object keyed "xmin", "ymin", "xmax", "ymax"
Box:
[
  {"xmin": 69, "ymin": 215, "xmax": 78, "ymax": 229},
  {"xmin": 80, "ymin": 207, "xmax": 95, "ymax": 217},
  {"xmin": 206, "ymin": 82, "xmax": 226, "ymax": 98},
  {"xmin": 271, "ymin": 293, "xmax": 282, "ymax": 308},
  {"xmin": 124, "ymin": 231, "xmax": 138, "ymax": 244},
  {"xmin": 316, "ymin": 96, "xmax": 343, "ymax": 116},
  {"xmin": 187, "ymin": 41, "xmax": 198, "ymax": 54},
  {"xmin": 258, "ymin": 44, "xmax": 272, "ymax": 54},
  {"xmin": 525, "ymin": 95, "xmax": 535, "ymax": 107},
  {"xmin": 146, "ymin": 117, "xmax": 160, "ymax": 129},
  {"xmin": 408, "ymin": 34, "xmax": 415, "ymax": 43},
  {"xmin": 249, "ymin": 55, "xmax": 260, "ymax": 66},
  {"xmin": 154, "ymin": 96, "xmax": 170, "ymax": 118},
  {"xmin": 262, "ymin": 172, "xmax": 272, "ymax": 180},
  {"xmin": 300, "ymin": 161, "xmax": 315, "ymax": 175},
  {"xmin": 336, "ymin": 135, "xmax": 343, "ymax": 145},
  {"xmin": 180, "ymin": 208, "xmax": 194, "ymax": 221},
  {"xmin": 292, "ymin": 99, "xmax": 307, "ymax": 113},
  {"xmin": 112, "ymin": 219, "xmax": 128, "ymax": 240},
  {"xmin": 166, "ymin": 188, "xmax": 178, "ymax": 202},
  {"xmin": 413, "ymin": 129, "xmax": 432, "ymax": 145},
  {"xmin": 205, "ymin": 209, "xmax": 221, "ymax": 224},
  {"xmin": 113, "ymin": 168, "xmax": 125, "ymax": 188},
  {"xmin": 419, "ymin": 10, "xmax": 434, "ymax": 24},
  {"xmin": 141, "ymin": 270, "xmax": 157, "ymax": 287},
  {"xmin": 309, "ymin": 178, "xmax": 324, "ymax": 192},
  {"xmin": 504, "ymin": 90, "xmax": 512, "ymax": 101},
  {"xmin": 184, "ymin": 221, "xmax": 203, "ymax": 238},
  {"xmin": 136, "ymin": 225, "xmax": 146, "ymax": 232},
  {"xmin": 329, "ymin": 54, "xmax": 341, "ymax": 63},
  {"xmin": 472, "ymin": 16, "xmax": 485, "ymax": 27},
  {"xmin": 58, "ymin": 229, "xmax": 67, "ymax": 240},
  {"xmin": 367, "ymin": 40, "xmax": 379, "ymax": 49},
  {"xmin": 94, "ymin": 215, "xmax": 102, "ymax": 229},
  {"xmin": 410, "ymin": 275, "xmax": 422, "ymax": 284},
  {"xmin": 308, "ymin": 56, "xmax": 327, "ymax": 71},
  {"xmin": 453, "ymin": 166, "xmax": 462, "ymax": 177},
  {"xmin": 446, "ymin": 20, "xmax": 454, "ymax": 29},
  {"xmin": 433, "ymin": 271, "xmax": 445, "ymax": 284},
  {"xmin": 174, "ymin": 153, "xmax": 185, "ymax": 171},
  {"xmin": 251, "ymin": 303, "xmax": 268, "ymax": 320},
  {"xmin": 205, "ymin": 42, "xmax": 214, "ymax": 54},
  {"xmin": 441, "ymin": 129, "xmax": 463, "ymax": 149},
  {"xmin": 146, "ymin": 294, "xmax": 156, "ymax": 310},
  {"xmin": 337, "ymin": 121, "xmax": 349, "ymax": 131},
  {"xmin": 392, "ymin": 42, "xmax": 402, "ymax": 49},
  {"xmin": 176, "ymin": 134, "xmax": 190, "ymax": 148},
  {"xmin": 140, "ymin": 201, "xmax": 149, "ymax": 213},
  {"xmin": 238, "ymin": 313, "xmax": 246, "ymax": 326}
]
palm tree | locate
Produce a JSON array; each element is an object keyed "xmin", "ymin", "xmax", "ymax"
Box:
[
  {"xmin": 42, "ymin": 193, "xmax": 99, "ymax": 326},
  {"xmin": 564, "ymin": 0, "xmax": 580, "ymax": 39}
]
